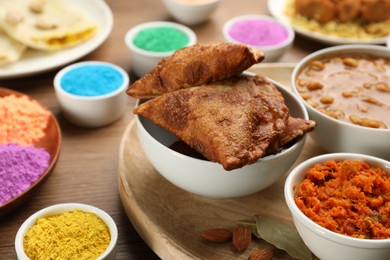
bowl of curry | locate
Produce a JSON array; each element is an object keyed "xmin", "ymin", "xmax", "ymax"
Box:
[
  {"xmin": 285, "ymin": 153, "xmax": 390, "ymax": 260},
  {"xmin": 292, "ymin": 45, "xmax": 390, "ymax": 160}
]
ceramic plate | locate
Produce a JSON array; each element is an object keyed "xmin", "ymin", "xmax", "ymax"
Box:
[
  {"xmin": 0, "ymin": 0, "xmax": 113, "ymax": 79},
  {"xmin": 0, "ymin": 88, "xmax": 62, "ymax": 216},
  {"xmin": 268, "ymin": 0, "xmax": 389, "ymax": 45}
]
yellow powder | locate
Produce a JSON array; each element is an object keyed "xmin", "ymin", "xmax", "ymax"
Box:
[
  {"xmin": 284, "ymin": 0, "xmax": 390, "ymax": 39},
  {"xmin": 23, "ymin": 209, "xmax": 111, "ymax": 260}
]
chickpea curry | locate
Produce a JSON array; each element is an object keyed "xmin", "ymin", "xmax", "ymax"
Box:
[
  {"xmin": 295, "ymin": 160, "xmax": 390, "ymax": 239},
  {"xmin": 296, "ymin": 55, "xmax": 390, "ymax": 129}
]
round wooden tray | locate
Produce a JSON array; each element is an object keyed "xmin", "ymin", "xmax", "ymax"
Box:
[{"xmin": 118, "ymin": 64, "xmax": 325, "ymax": 259}]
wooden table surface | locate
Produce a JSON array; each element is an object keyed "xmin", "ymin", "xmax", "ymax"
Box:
[{"xmin": 0, "ymin": 0, "xmax": 328, "ymax": 259}]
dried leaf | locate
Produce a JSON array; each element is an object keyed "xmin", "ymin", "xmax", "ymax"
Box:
[{"xmin": 237, "ymin": 215, "xmax": 312, "ymax": 260}]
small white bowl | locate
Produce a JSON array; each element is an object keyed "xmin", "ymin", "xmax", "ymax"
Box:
[
  {"xmin": 162, "ymin": 0, "xmax": 221, "ymax": 26},
  {"xmin": 54, "ymin": 61, "xmax": 129, "ymax": 128},
  {"xmin": 291, "ymin": 45, "xmax": 390, "ymax": 160},
  {"xmin": 285, "ymin": 153, "xmax": 390, "ymax": 260},
  {"xmin": 15, "ymin": 203, "xmax": 118, "ymax": 260},
  {"xmin": 124, "ymin": 21, "xmax": 197, "ymax": 77},
  {"xmin": 223, "ymin": 15, "xmax": 295, "ymax": 62},
  {"xmin": 135, "ymin": 78, "xmax": 308, "ymax": 198}
]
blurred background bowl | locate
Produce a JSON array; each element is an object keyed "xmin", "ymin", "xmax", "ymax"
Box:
[
  {"xmin": 223, "ymin": 14, "xmax": 295, "ymax": 62},
  {"xmin": 124, "ymin": 21, "xmax": 197, "ymax": 78},
  {"xmin": 387, "ymin": 35, "xmax": 390, "ymax": 48},
  {"xmin": 15, "ymin": 203, "xmax": 118, "ymax": 260},
  {"xmin": 54, "ymin": 61, "xmax": 129, "ymax": 128},
  {"xmin": 135, "ymin": 78, "xmax": 309, "ymax": 198},
  {"xmin": 291, "ymin": 45, "xmax": 390, "ymax": 160},
  {"xmin": 285, "ymin": 153, "xmax": 390, "ymax": 260},
  {"xmin": 162, "ymin": 0, "xmax": 221, "ymax": 26}
]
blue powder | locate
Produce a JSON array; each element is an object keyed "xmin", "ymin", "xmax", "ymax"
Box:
[{"xmin": 60, "ymin": 64, "xmax": 125, "ymax": 96}]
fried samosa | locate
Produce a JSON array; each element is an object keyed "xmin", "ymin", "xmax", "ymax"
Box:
[
  {"xmin": 127, "ymin": 42, "xmax": 265, "ymax": 99},
  {"xmin": 267, "ymin": 116, "xmax": 316, "ymax": 154},
  {"xmin": 134, "ymin": 75, "xmax": 289, "ymax": 171}
]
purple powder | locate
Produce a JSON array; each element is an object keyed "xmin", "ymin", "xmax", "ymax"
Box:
[
  {"xmin": 228, "ymin": 19, "xmax": 289, "ymax": 46},
  {"xmin": 0, "ymin": 143, "xmax": 50, "ymax": 206}
]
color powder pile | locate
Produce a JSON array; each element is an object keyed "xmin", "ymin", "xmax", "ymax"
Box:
[
  {"xmin": 228, "ymin": 19, "xmax": 289, "ymax": 46},
  {"xmin": 24, "ymin": 209, "xmax": 111, "ymax": 259},
  {"xmin": 60, "ymin": 64, "xmax": 124, "ymax": 96},
  {"xmin": 0, "ymin": 94, "xmax": 50, "ymax": 145},
  {"xmin": 0, "ymin": 143, "xmax": 50, "ymax": 206},
  {"xmin": 133, "ymin": 26, "xmax": 189, "ymax": 52}
]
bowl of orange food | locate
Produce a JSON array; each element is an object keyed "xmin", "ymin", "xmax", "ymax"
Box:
[
  {"xmin": 292, "ymin": 44, "xmax": 390, "ymax": 160},
  {"xmin": 285, "ymin": 153, "xmax": 390, "ymax": 260}
]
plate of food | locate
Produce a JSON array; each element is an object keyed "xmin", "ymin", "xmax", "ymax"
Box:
[
  {"xmin": 0, "ymin": 87, "xmax": 61, "ymax": 216},
  {"xmin": 0, "ymin": 0, "xmax": 113, "ymax": 79},
  {"xmin": 268, "ymin": 0, "xmax": 390, "ymax": 45},
  {"xmin": 118, "ymin": 63, "xmax": 324, "ymax": 259}
]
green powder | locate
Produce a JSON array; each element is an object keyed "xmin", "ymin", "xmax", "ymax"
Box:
[{"xmin": 133, "ymin": 26, "xmax": 189, "ymax": 52}]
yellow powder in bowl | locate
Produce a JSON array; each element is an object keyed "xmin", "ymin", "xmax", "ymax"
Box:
[{"xmin": 23, "ymin": 209, "xmax": 111, "ymax": 260}]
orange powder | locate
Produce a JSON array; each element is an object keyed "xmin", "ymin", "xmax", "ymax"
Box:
[
  {"xmin": 295, "ymin": 160, "xmax": 390, "ymax": 239},
  {"xmin": 0, "ymin": 94, "xmax": 50, "ymax": 145}
]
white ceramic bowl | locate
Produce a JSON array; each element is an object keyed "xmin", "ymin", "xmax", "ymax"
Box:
[
  {"xmin": 15, "ymin": 203, "xmax": 118, "ymax": 260},
  {"xmin": 124, "ymin": 21, "xmax": 197, "ymax": 77},
  {"xmin": 223, "ymin": 15, "xmax": 295, "ymax": 62},
  {"xmin": 54, "ymin": 61, "xmax": 129, "ymax": 128},
  {"xmin": 285, "ymin": 153, "xmax": 390, "ymax": 260},
  {"xmin": 162, "ymin": 0, "xmax": 221, "ymax": 25},
  {"xmin": 291, "ymin": 45, "xmax": 390, "ymax": 161},
  {"xmin": 135, "ymin": 78, "xmax": 308, "ymax": 198}
]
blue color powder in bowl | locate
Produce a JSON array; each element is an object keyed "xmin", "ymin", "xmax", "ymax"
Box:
[
  {"xmin": 54, "ymin": 61, "xmax": 129, "ymax": 128},
  {"xmin": 60, "ymin": 65, "xmax": 124, "ymax": 97}
]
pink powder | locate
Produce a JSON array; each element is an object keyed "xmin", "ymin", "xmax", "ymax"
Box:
[
  {"xmin": 228, "ymin": 19, "xmax": 289, "ymax": 46},
  {"xmin": 0, "ymin": 143, "xmax": 50, "ymax": 206}
]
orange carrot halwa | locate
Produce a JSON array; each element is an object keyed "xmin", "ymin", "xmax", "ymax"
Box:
[{"xmin": 295, "ymin": 160, "xmax": 390, "ymax": 239}]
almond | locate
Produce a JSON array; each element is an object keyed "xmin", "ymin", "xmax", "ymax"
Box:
[
  {"xmin": 232, "ymin": 226, "xmax": 252, "ymax": 251},
  {"xmin": 248, "ymin": 248, "xmax": 273, "ymax": 260},
  {"xmin": 200, "ymin": 228, "xmax": 232, "ymax": 243}
]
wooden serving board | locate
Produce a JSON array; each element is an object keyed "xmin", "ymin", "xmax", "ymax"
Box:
[{"xmin": 118, "ymin": 64, "xmax": 326, "ymax": 259}]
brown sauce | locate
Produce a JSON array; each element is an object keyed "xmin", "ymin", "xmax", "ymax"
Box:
[{"xmin": 296, "ymin": 55, "xmax": 390, "ymax": 129}]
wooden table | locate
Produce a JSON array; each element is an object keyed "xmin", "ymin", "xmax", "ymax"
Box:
[{"xmin": 0, "ymin": 0, "xmax": 327, "ymax": 259}]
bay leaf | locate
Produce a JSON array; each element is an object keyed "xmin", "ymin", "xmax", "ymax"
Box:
[{"xmin": 237, "ymin": 215, "xmax": 312, "ymax": 260}]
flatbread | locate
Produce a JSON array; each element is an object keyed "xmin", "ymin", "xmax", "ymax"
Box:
[
  {"xmin": 127, "ymin": 42, "xmax": 265, "ymax": 99},
  {"xmin": 134, "ymin": 75, "xmax": 289, "ymax": 171},
  {"xmin": 0, "ymin": 27, "xmax": 26, "ymax": 64},
  {"xmin": 0, "ymin": 0, "xmax": 98, "ymax": 51}
]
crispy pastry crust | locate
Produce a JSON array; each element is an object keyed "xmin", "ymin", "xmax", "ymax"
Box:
[
  {"xmin": 267, "ymin": 116, "xmax": 316, "ymax": 154},
  {"xmin": 134, "ymin": 75, "xmax": 289, "ymax": 171},
  {"xmin": 127, "ymin": 42, "xmax": 265, "ymax": 99}
]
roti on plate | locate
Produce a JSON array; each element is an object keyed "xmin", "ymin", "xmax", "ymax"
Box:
[
  {"xmin": 0, "ymin": 27, "xmax": 26, "ymax": 64},
  {"xmin": 0, "ymin": 0, "xmax": 98, "ymax": 51}
]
